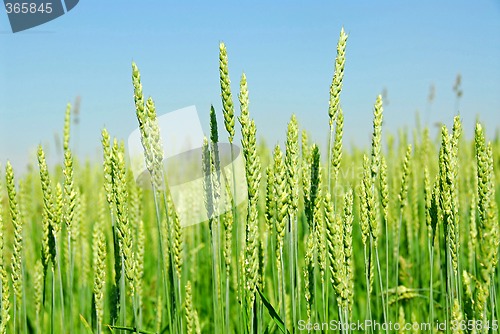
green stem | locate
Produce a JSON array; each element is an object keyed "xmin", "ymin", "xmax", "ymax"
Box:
[
  {"xmin": 120, "ymin": 258, "xmax": 126, "ymax": 333},
  {"xmin": 229, "ymin": 144, "xmax": 244, "ymax": 334},
  {"xmin": 288, "ymin": 215, "xmax": 297, "ymax": 333},
  {"xmin": 279, "ymin": 248, "xmax": 287, "ymax": 334},
  {"xmin": 210, "ymin": 216, "xmax": 223, "ymax": 333},
  {"xmin": 364, "ymin": 242, "xmax": 373, "ymax": 334},
  {"xmin": 52, "ymin": 267, "xmax": 55, "ymax": 334},
  {"xmin": 375, "ymin": 246, "xmax": 388, "ymax": 334},
  {"xmin": 67, "ymin": 231, "xmax": 74, "ymax": 332},
  {"xmin": 151, "ymin": 189, "xmax": 172, "ymax": 333},
  {"xmin": 395, "ymin": 210, "xmax": 403, "ymax": 321},
  {"xmin": 160, "ymin": 185, "xmax": 182, "ymax": 334},
  {"xmin": 429, "ymin": 240, "xmax": 434, "ymax": 329},
  {"xmin": 384, "ymin": 212, "xmax": 389, "ymax": 327}
]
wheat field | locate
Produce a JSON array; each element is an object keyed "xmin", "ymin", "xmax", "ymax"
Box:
[{"xmin": 0, "ymin": 28, "xmax": 499, "ymax": 334}]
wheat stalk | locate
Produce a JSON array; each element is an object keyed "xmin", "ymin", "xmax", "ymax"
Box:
[
  {"xmin": 394, "ymin": 144, "xmax": 412, "ymax": 319},
  {"xmin": 238, "ymin": 72, "xmax": 261, "ymax": 332},
  {"xmin": 5, "ymin": 162, "xmax": 25, "ymax": 333},
  {"xmin": 0, "ymin": 174, "xmax": 10, "ymax": 334},
  {"xmin": 327, "ymin": 28, "xmax": 348, "ymax": 198},
  {"xmin": 37, "ymin": 145, "xmax": 56, "ymax": 272},
  {"xmin": 342, "ymin": 189, "xmax": 354, "ymax": 316},
  {"xmin": 62, "ymin": 103, "xmax": 78, "ymax": 331},
  {"xmin": 93, "ymin": 193, "xmax": 107, "ymax": 334},
  {"xmin": 185, "ymin": 281, "xmax": 200, "ymax": 334},
  {"xmin": 219, "ymin": 42, "xmax": 235, "ymax": 143},
  {"xmin": 474, "ymin": 123, "xmax": 499, "ymax": 320},
  {"xmin": 271, "ymin": 144, "xmax": 288, "ymax": 327},
  {"xmin": 33, "ymin": 260, "xmax": 43, "ymax": 332},
  {"xmin": 285, "ymin": 114, "xmax": 300, "ymax": 330},
  {"xmin": 303, "ymin": 144, "xmax": 321, "ymax": 323},
  {"xmin": 325, "ymin": 192, "xmax": 348, "ymax": 326}
]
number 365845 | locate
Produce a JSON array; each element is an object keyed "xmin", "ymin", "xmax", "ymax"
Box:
[{"xmin": 5, "ymin": 2, "xmax": 53, "ymax": 14}]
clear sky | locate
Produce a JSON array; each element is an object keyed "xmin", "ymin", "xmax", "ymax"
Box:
[{"xmin": 1, "ymin": 1, "xmax": 499, "ymax": 172}]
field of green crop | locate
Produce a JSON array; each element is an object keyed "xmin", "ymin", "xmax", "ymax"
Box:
[{"xmin": 0, "ymin": 29, "xmax": 499, "ymax": 334}]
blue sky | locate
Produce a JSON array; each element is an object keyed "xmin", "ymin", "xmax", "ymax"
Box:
[{"xmin": 1, "ymin": 1, "xmax": 499, "ymax": 172}]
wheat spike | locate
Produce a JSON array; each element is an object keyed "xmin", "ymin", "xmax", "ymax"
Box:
[
  {"xmin": 6, "ymin": 162, "xmax": 24, "ymax": 305},
  {"xmin": 0, "ymin": 176, "xmax": 11, "ymax": 334},
  {"xmin": 328, "ymin": 27, "xmax": 348, "ymax": 124},
  {"xmin": 219, "ymin": 42, "xmax": 235, "ymax": 143}
]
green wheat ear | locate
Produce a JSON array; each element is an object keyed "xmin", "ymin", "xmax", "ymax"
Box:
[
  {"xmin": 371, "ymin": 94, "xmax": 383, "ymax": 178},
  {"xmin": 5, "ymin": 161, "xmax": 24, "ymax": 332},
  {"xmin": 166, "ymin": 193, "xmax": 183, "ymax": 281},
  {"xmin": 243, "ymin": 119, "xmax": 261, "ymax": 306},
  {"xmin": 265, "ymin": 165, "xmax": 276, "ymax": 233},
  {"xmin": 37, "ymin": 145, "xmax": 56, "ymax": 273},
  {"xmin": 451, "ymin": 298, "xmax": 464, "ymax": 334},
  {"xmin": 185, "ymin": 281, "xmax": 195, "ymax": 334},
  {"xmin": 33, "ymin": 260, "xmax": 43, "ymax": 325},
  {"xmin": 210, "ymin": 105, "xmax": 221, "ymax": 189},
  {"xmin": 132, "ymin": 62, "xmax": 146, "ymax": 129},
  {"xmin": 53, "ymin": 182, "xmax": 63, "ymax": 235},
  {"xmin": 380, "ymin": 156, "xmax": 389, "ymax": 227},
  {"xmin": 63, "ymin": 147, "xmax": 77, "ymax": 232},
  {"xmin": 101, "ymin": 128, "xmax": 113, "ymax": 207},
  {"xmin": 0, "ymin": 171, "xmax": 11, "ymax": 334},
  {"xmin": 359, "ymin": 155, "xmax": 370, "ymax": 246},
  {"xmin": 398, "ymin": 145, "xmax": 412, "ymax": 208},
  {"xmin": 131, "ymin": 62, "xmax": 164, "ymax": 190},
  {"xmin": 303, "ymin": 231, "xmax": 315, "ymax": 322},
  {"xmin": 144, "ymin": 97, "xmax": 164, "ymax": 190},
  {"xmin": 305, "ymin": 144, "xmax": 321, "ymax": 226},
  {"xmin": 237, "ymin": 72, "xmax": 261, "ymax": 316},
  {"xmin": 238, "ymin": 73, "xmax": 249, "ymax": 130},
  {"xmin": 272, "ymin": 144, "xmax": 288, "ymax": 267},
  {"xmin": 328, "ymin": 27, "xmax": 348, "ymax": 125},
  {"xmin": 285, "ymin": 114, "xmax": 299, "ymax": 216},
  {"xmin": 93, "ymin": 193, "xmax": 107, "ymax": 334},
  {"xmin": 202, "ymin": 137, "xmax": 214, "ymax": 220},
  {"xmin": 324, "ymin": 192, "xmax": 347, "ymax": 308},
  {"xmin": 63, "ymin": 103, "xmax": 71, "ymax": 151},
  {"xmin": 439, "ymin": 125, "xmax": 459, "ymax": 276},
  {"xmin": 111, "ymin": 139, "xmax": 135, "ymax": 296},
  {"xmin": 343, "ymin": 189, "xmax": 354, "ymax": 312},
  {"xmin": 474, "ymin": 122, "xmax": 499, "ymax": 319},
  {"xmin": 219, "ymin": 42, "xmax": 235, "ymax": 143},
  {"xmin": 331, "ymin": 106, "xmax": 344, "ymax": 184}
]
